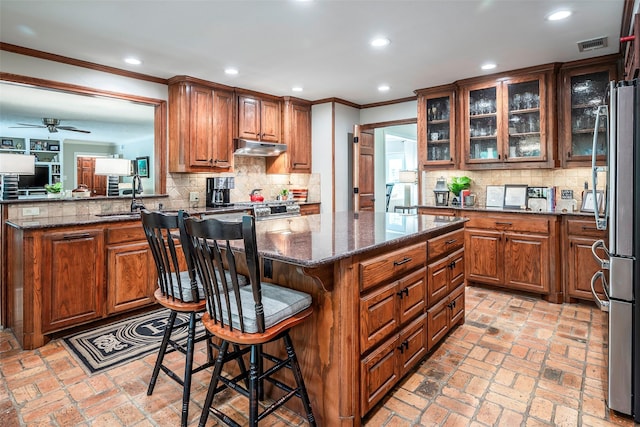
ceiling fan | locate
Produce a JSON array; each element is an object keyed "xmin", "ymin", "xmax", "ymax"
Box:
[{"xmin": 10, "ymin": 118, "xmax": 91, "ymax": 134}]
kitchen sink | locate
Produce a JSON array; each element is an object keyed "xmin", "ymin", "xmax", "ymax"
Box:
[{"xmin": 95, "ymin": 212, "xmax": 141, "ymax": 219}]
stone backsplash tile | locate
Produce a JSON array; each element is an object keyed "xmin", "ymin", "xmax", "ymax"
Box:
[{"xmin": 422, "ymin": 167, "xmax": 600, "ymax": 209}]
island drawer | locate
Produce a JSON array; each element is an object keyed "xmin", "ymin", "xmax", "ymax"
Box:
[
  {"xmin": 428, "ymin": 229, "xmax": 464, "ymax": 260},
  {"xmin": 106, "ymin": 222, "xmax": 146, "ymax": 244},
  {"xmin": 359, "ymin": 242, "xmax": 426, "ymax": 292},
  {"xmin": 465, "ymin": 216, "xmax": 549, "ymax": 234}
]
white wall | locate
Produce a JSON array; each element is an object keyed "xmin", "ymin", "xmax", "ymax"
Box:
[
  {"xmin": 0, "ymin": 51, "xmax": 167, "ymax": 100},
  {"xmin": 359, "ymin": 100, "xmax": 417, "ymax": 124},
  {"xmin": 334, "ymin": 103, "xmax": 359, "ymax": 212},
  {"xmin": 311, "ymin": 103, "xmax": 333, "ymax": 213}
]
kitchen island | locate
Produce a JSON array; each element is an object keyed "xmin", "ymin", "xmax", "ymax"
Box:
[
  {"xmin": 6, "ymin": 210, "xmax": 467, "ymax": 426},
  {"xmin": 245, "ymin": 211, "xmax": 467, "ymax": 425}
]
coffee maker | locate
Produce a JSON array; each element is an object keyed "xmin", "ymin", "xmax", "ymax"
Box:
[{"xmin": 206, "ymin": 177, "xmax": 234, "ymax": 207}]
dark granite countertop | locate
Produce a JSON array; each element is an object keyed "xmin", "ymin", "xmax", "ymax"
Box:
[
  {"xmin": 247, "ymin": 211, "xmax": 465, "ymax": 267},
  {"xmin": 417, "ymin": 204, "xmax": 596, "ymax": 217},
  {"xmin": 8, "ymin": 210, "xmax": 465, "ymax": 268}
]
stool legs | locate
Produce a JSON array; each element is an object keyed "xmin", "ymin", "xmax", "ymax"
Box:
[
  {"xmin": 147, "ymin": 310, "xmax": 177, "ymax": 395},
  {"xmin": 284, "ymin": 333, "xmax": 316, "ymax": 426},
  {"xmin": 199, "ymin": 332, "xmax": 316, "ymax": 426}
]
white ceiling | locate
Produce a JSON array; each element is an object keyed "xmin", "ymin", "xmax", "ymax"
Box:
[
  {"xmin": 0, "ymin": 0, "xmax": 632, "ymax": 147},
  {"xmin": 0, "ymin": 0, "xmax": 628, "ymax": 107}
]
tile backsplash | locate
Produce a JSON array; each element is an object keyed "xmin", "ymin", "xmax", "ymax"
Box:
[
  {"xmin": 421, "ymin": 167, "xmax": 602, "ymax": 210},
  {"xmin": 7, "ymin": 156, "xmax": 320, "ymax": 219}
]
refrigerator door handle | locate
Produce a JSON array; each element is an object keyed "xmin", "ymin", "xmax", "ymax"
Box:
[
  {"xmin": 591, "ymin": 104, "xmax": 609, "ymax": 230},
  {"xmin": 590, "ymin": 271, "xmax": 610, "ymax": 312},
  {"xmin": 591, "ymin": 239, "xmax": 610, "ymax": 269}
]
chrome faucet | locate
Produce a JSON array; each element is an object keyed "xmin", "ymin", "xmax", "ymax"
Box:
[{"xmin": 130, "ymin": 174, "xmax": 146, "ymax": 212}]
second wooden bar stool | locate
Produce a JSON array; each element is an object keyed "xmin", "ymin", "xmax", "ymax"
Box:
[{"xmin": 184, "ymin": 214, "xmax": 316, "ymax": 426}]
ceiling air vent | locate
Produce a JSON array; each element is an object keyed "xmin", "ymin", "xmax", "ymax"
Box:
[{"xmin": 577, "ymin": 36, "xmax": 608, "ymax": 52}]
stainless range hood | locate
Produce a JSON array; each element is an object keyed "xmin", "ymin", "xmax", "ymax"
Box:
[{"xmin": 234, "ymin": 139, "xmax": 287, "ymax": 157}]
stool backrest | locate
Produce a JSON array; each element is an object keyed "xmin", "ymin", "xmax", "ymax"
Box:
[
  {"xmin": 184, "ymin": 215, "xmax": 264, "ymax": 333},
  {"xmin": 141, "ymin": 210, "xmax": 200, "ymax": 303}
]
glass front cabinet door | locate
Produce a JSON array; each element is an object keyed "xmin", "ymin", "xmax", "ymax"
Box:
[
  {"xmin": 416, "ymin": 85, "xmax": 456, "ymax": 170},
  {"xmin": 459, "ymin": 66, "xmax": 556, "ymax": 169},
  {"xmin": 559, "ymin": 57, "xmax": 618, "ymax": 167}
]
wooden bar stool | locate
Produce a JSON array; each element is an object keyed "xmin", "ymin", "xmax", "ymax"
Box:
[
  {"xmin": 141, "ymin": 210, "xmax": 217, "ymax": 427},
  {"xmin": 184, "ymin": 214, "xmax": 316, "ymax": 426}
]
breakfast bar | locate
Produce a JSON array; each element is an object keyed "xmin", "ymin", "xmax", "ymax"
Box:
[{"xmin": 6, "ymin": 210, "xmax": 466, "ymax": 425}]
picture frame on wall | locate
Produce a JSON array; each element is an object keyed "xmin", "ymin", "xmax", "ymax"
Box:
[
  {"xmin": 581, "ymin": 190, "xmax": 604, "ymax": 213},
  {"xmin": 135, "ymin": 156, "xmax": 150, "ymax": 178}
]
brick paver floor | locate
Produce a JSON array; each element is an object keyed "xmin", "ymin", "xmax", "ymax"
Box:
[{"xmin": 1, "ymin": 285, "xmax": 637, "ymax": 426}]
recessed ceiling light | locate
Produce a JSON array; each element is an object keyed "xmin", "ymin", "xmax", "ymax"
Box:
[
  {"xmin": 124, "ymin": 57, "xmax": 142, "ymax": 65},
  {"xmin": 225, "ymin": 68, "xmax": 239, "ymax": 75},
  {"xmin": 547, "ymin": 10, "xmax": 571, "ymax": 21},
  {"xmin": 292, "ymin": 86, "xmax": 303, "ymax": 92},
  {"xmin": 481, "ymin": 63, "xmax": 497, "ymax": 70},
  {"xmin": 378, "ymin": 84, "xmax": 390, "ymax": 92},
  {"xmin": 371, "ymin": 37, "xmax": 390, "ymax": 47}
]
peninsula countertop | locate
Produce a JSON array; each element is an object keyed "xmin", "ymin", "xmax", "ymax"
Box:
[{"xmin": 7, "ymin": 210, "xmax": 466, "ymax": 268}]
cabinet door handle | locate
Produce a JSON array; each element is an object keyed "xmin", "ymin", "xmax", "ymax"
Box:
[
  {"xmin": 63, "ymin": 233, "xmax": 91, "ymax": 240},
  {"xmin": 445, "ymin": 239, "xmax": 457, "ymax": 245},
  {"xmin": 498, "ymin": 154, "xmax": 501, "ymax": 160},
  {"xmin": 394, "ymin": 257, "xmax": 412, "ymax": 266},
  {"xmin": 449, "ymin": 260, "xmax": 456, "ymax": 269},
  {"xmin": 397, "ymin": 344, "xmax": 405, "ymax": 353},
  {"xmin": 568, "ymin": 151, "xmax": 572, "ymax": 158},
  {"xmin": 495, "ymin": 222, "xmax": 512, "ymax": 226}
]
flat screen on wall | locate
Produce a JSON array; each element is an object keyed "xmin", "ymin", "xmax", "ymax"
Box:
[{"xmin": 18, "ymin": 165, "xmax": 49, "ymax": 189}]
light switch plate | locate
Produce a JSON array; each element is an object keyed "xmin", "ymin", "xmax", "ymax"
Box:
[
  {"xmin": 189, "ymin": 192, "xmax": 199, "ymax": 202},
  {"xmin": 561, "ymin": 189, "xmax": 573, "ymax": 199}
]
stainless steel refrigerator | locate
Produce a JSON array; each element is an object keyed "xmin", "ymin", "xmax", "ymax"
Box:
[{"xmin": 590, "ymin": 79, "xmax": 639, "ymax": 422}]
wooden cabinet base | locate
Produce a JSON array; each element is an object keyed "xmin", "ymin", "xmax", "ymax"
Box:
[{"xmin": 7, "ymin": 220, "xmax": 157, "ymax": 350}]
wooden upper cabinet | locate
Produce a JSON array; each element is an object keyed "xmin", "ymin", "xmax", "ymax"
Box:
[
  {"xmin": 237, "ymin": 94, "xmax": 281, "ymax": 143},
  {"xmin": 416, "ymin": 84, "xmax": 457, "ymax": 170},
  {"xmin": 168, "ymin": 76, "xmax": 234, "ymax": 173},
  {"xmin": 266, "ymin": 97, "xmax": 312, "ymax": 174},
  {"xmin": 558, "ymin": 55, "xmax": 619, "ymax": 168},
  {"xmin": 458, "ymin": 64, "xmax": 558, "ymax": 170}
]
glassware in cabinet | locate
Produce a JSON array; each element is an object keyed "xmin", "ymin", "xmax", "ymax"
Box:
[
  {"xmin": 468, "ymin": 86, "xmax": 498, "ymax": 161},
  {"xmin": 506, "ymin": 80, "xmax": 542, "ymax": 159},
  {"xmin": 426, "ymin": 96, "xmax": 452, "ymax": 161},
  {"xmin": 569, "ymin": 71, "xmax": 608, "ymax": 157}
]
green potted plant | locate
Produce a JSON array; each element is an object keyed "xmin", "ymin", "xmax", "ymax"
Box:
[
  {"xmin": 44, "ymin": 182, "xmax": 63, "ymax": 198},
  {"xmin": 447, "ymin": 176, "xmax": 471, "ymax": 205},
  {"xmin": 279, "ymin": 188, "xmax": 289, "ymax": 200}
]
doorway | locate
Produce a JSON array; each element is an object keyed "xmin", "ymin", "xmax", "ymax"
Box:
[
  {"xmin": 352, "ymin": 120, "xmax": 417, "ymax": 212},
  {"xmin": 76, "ymin": 156, "xmax": 107, "ymax": 196}
]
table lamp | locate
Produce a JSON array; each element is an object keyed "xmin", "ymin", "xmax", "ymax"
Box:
[
  {"xmin": 0, "ymin": 153, "xmax": 36, "ymax": 200},
  {"xmin": 94, "ymin": 157, "xmax": 132, "ymax": 196},
  {"xmin": 94, "ymin": 157, "xmax": 144, "ymax": 212}
]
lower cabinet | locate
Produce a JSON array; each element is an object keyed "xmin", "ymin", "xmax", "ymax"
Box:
[
  {"xmin": 359, "ymin": 230, "xmax": 466, "ymax": 417},
  {"xmin": 563, "ymin": 216, "xmax": 608, "ymax": 301},
  {"xmin": 106, "ymin": 223, "xmax": 156, "ymax": 314},
  {"xmin": 8, "ymin": 220, "xmax": 157, "ymax": 349},
  {"xmin": 464, "ymin": 212, "xmax": 561, "ymax": 302},
  {"xmin": 41, "ymin": 228, "xmax": 105, "ymax": 333}
]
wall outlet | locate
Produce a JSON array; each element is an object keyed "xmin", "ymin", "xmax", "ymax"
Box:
[
  {"xmin": 23, "ymin": 207, "xmax": 40, "ymax": 216},
  {"xmin": 189, "ymin": 192, "xmax": 199, "ymax": 202}
]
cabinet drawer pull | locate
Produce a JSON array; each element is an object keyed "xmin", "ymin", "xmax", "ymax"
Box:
[
  {"xmin": 581, "ymin": 226, "xmax": 597, "ymax": 231},
  {"xmin": 396, "ymin": 287, "xmax": 409, "ymax": 298},
  {"xmin": 445, "ymin": 239, "xmax": 457, "ymax": 245},
  {"xmin": 63, "ymin": 233, "xmax": 91, "ymax": 240},
  {"xmin": 393, "ymin": 257, "xmax": 412, "ymax": 266},
  {"xmin": 495, "ymin": 222, "xmax": 512, "ymax": 226}
]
